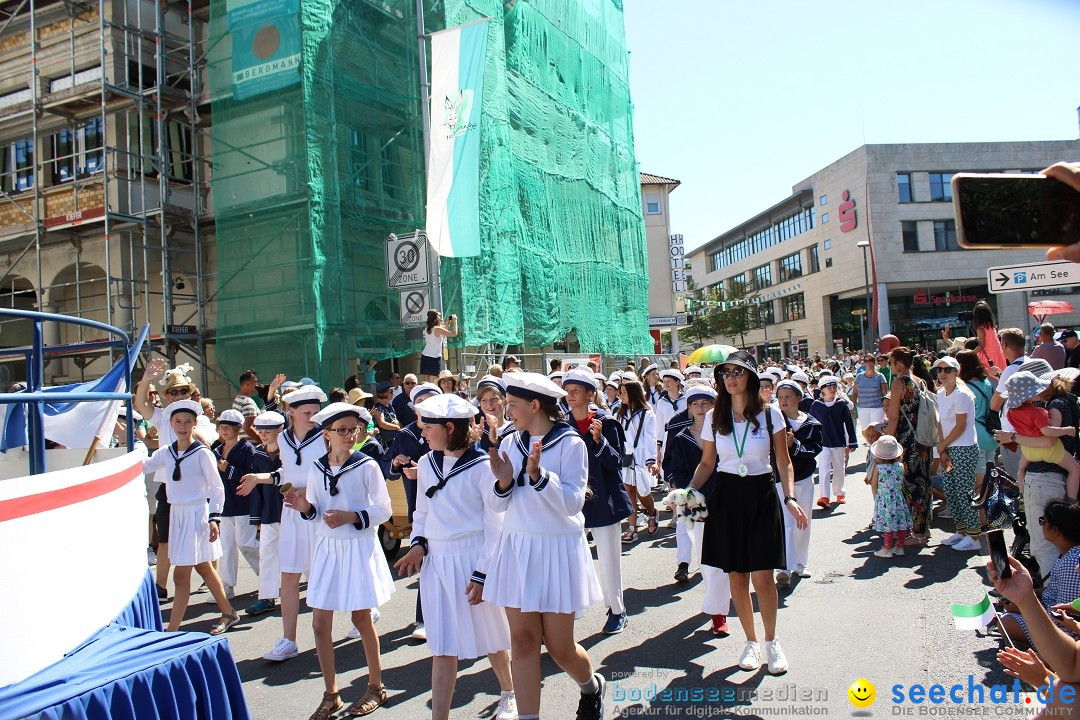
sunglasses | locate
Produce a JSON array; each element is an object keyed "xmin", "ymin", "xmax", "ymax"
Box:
[
  {"xmin": 328, "ymin": 426, "xmax": 361, "ymax": 436},
  {"xmin": 404, "ymin": 380, "xmax": 416, "ymax": 385},
  {"xmin": 718, "ymin": 368, "xmax": 746, "ymax": 380},
  {"xmin": 937, "ymin": 367, "xmax": 957, "ymax": 374},
  {"xmin": 166, "ymin": 388, "xmax": 191, "ymax": 398}
]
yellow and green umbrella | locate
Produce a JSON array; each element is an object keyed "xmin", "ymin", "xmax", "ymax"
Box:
[{"xmin": 686, "ymin": 344, "xmax": 738, "ymax": 365}]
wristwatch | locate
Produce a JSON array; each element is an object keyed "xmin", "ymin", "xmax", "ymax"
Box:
[{"xmin": 784, "ymin": 495, "xmax": 797, "ymax": 505}]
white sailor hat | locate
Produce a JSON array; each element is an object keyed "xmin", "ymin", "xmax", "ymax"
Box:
[
  {"xmin": 818, "ymin": 375, "xmax": 840, "ymax": 389},
  {"xmin": 775, "ymin": 379, "xmax": 803, "ymax": 396},
  {"xmin": 285, "ymin": 385, "xmax": 327, "ymax": 407},
  {"xmin": 217, "ymin": 408, "xmax": 245, "ymax": 427},
  {"xmin": 476, "ymin": 375, "xmax": 507, "ymax": 395},
  {"xmin": 641, "ymin": 363, "xmax": 659, "ymax": 376},
  {"xmin": 254, "ymin": 410, "xmax": 286, "ymax": 430},
  {"xmin": 620, "ymin": 371, "xmax": 640, "ymax": 383},
  {"xmin": 685, "ymin": 385, "xmax": 718, "ymax": 403},
  {"xmin": 685, "ymin": 365, "xmax": 704, "ymax": 377},
  {"xmin": 117, "ymin": 406, "xmax": 143, "ymax": 421},
  {"xmin": 758, "ymin": 372, "xmax": 776, "ymax": 384},
  {"xmin": 311, "ymin": 402, "xmax": 365, "ymax": 429},
  {"xmin": 660, "ymin": 368, "xmax": 685, "ymax": 383},
  {"xmin": 563, "ymin": 367, "xmax": 599, "ymax": 392},
  {"xmin": 505, "ymin": 371, "xmax": 567, "ymax": 401},
  {"xmin": 548, "ymin": 370, "xmax": 565, "ymax": 380},
  {"xmin": 594, "ymin": 372, "xmax": 608, "ymax": 385},
  {"xmin": 416, "ymin": 393, "xmax": 476, "ymax": 421},
  {"xmin": 608, "ymin": 371, "xmax": 623, "ymax": 384},
  {"xmin": 165, "ymin": 399, "xmax": 202, "ymax": 418},
  {"xmin": 411, "ymin": 382, "xmax": 442, "ymax": 403},
  {"xmin": 791, "ymin": 371, "xmax": 810, "ymax": 385}
]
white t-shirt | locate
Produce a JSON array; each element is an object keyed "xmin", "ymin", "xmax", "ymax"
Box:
[
  {"xmin": 937, "ymin": 386, "xmax": 978, "ymax": 448},
  {"xmin": 422, "ymin": 328, "xmax": 445, "ymax": 358},
  {"xmin": 700, "ymin": 407, "xmax": 784, "ymax": 477},
  {"xmin": 996, "ymin": 356, "xmax": 1025, "ymax": 433}
]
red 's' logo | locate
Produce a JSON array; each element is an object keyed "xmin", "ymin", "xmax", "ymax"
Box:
[{"xmin": 839, "ymin": 190, "xmax": 857, "ymax": 233}]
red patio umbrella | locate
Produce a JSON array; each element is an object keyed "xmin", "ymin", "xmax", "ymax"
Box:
[{"xmin": 1028, "ymin": 300, "xmax": 1076, "ymax": 324}]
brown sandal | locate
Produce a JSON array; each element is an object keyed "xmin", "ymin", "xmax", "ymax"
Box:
[
  {"xmin": 309, "ymin": 691, "xmax": 343, "ymax": 720},
  {"xmin": 347, "ymin": 683, "xmax": 386, "ymax": 716}
]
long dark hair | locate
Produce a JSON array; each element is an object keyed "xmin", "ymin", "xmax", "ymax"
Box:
[
  {"xmin": 616, "ymin": 380, "xmax": 649, "ymax": 421},
  {"xmin": 426, "ymin": 310, "xmax": 441, "ymax": 333},
  {"xmin": 973, "ymin": 300, "xmax": 996, "ymax": 330},
  {"xmin": 712, "ymin": 364, "xmax": 764, "ymax": 436},
  {"xmin": 956, "ymin": 350, "xmax": 987, "ymax": 382}
]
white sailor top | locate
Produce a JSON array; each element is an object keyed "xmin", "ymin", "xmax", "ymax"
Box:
[
  {"xmin": 411, "ymin": 448, "xmax": 504, "ymax": 583},
  {"xmin": 653, "ymin": 392, "xmax": 686, "ymax": 447},
  {"xmin": 275, "ymin": 426, "xmax": 326, "ymax": 490},
  {"xmin": 302, "ymin": 451, "xmax": 392, "ymax": 539},
  {"xmin": 144, "ymin": 440, "xmax": 225, "ymax": 519},
  {"xmin": 619, "ymin": 408, "xmax": 657, "ymax": 468},
  {"xmin": 491, "ymin": 422, "xmax": 589, "ymax": 535}
]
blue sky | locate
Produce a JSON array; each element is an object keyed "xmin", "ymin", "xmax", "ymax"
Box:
[{"xmin": 624, "ymin": 0, "xmax": 1080, "ymax": 251}]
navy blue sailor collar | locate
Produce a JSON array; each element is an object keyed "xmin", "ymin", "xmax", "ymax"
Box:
[
  {"xmin": 513, "ymin": 421, "xmax": 577, "ymax": 486},
  {"xmin": 169, "ymin": 439, "xmax": 205, "ymax": 481},
  {"xmin": 425, "ymin": 446, "xmax": 488, "ymax": 498},
  {"xmin": 282, "ymin": 425, "xmax": 324, "ymax": 466},
  {"xmin": 314, "ymin": 450, "xmax": 372, "ymax": 497}
]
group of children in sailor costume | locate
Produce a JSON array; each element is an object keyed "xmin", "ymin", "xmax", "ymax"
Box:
[
  {"xmin": 212, "ymin": 408, "xmax": 260, "ymax": 599},
  {"xmin": 246, "ymin": 410, "xmax": 286, "ymax": 614}
]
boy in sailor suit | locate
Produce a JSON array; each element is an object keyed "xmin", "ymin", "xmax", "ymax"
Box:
[
  {"xmin": 143, "ymin": 400, "xmax": 239, "ymax": 635},
  {"xmin": 485, "ymin": 372, "xmax": 606, "ymax": 720},
  {"xmin": 394, "ymin": 394, "xmax": 516, "ymax": 720},
  {"xmin": 213, "ymin": 408, "xmax": 259, "ymax": 600},
  {"xmin": 237, "ymin": 384, "xmax": 327, "ymax": 662},
  {"xmin": 245, "ymin": 411, "xmax": 285, "ymax": 617}
]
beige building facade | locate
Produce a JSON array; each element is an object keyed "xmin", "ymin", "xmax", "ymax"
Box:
[
  {"xmin": 640, "ymin": 172, "xmax": 685, "ymax": 352},
  {"xmin": 689, "ymin": 140, "xmax": 1080, "ymax": 359}
]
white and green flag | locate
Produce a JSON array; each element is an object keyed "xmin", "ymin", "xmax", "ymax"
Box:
[
  {"xmin": 425, "ymin": 19, "xmax": 489, "ymax": 258},
  {"xmin": 951, "ymin": 593, "xmax": 996, "ymax": 631}
]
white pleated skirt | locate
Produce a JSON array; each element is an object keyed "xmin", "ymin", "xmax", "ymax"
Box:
[
  {"xmin": 622, "ymin": 466, "xmax": 655, "ymax": 496},
  {"xmin": 307, "ymin": 533, "xmax": 395, "ymax": 612},
  {"xmin": 482, "ymin": 530, "xmax": 602, "ymax": 615},
  {"xmin": 168, "ymin": 501, "xmax": 222, "ymax": 566},
  {"xmin": 279, "ymin": 504, "xmax": 315, "ymax": 575},
  {"xmin": 421, "ymin": 532, "xmax": 510, "ymax": 659}
]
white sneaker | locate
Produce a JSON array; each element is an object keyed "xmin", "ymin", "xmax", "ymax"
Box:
[
  {"xmin": 411, "ymin": 622, "xmax": 427, "ymax": 641},
  {"xmin": 347, "ymin": 608, "xmax": 381, "ymax": 638},
  {"xmin": 263, "ymin": 637, "xmax": 299, "ymax": 662},
  {"xmin": 952, "ymin": 536, "xmax": 981, "ymax": 552},
  {"xmin": 494, "ymin": 693, "xmax": 518, "ymax": 720},
  {"xmin": 147, "ymin": 548, "xmax": 157, "ymax": 566},
  {"xmin": 764, "ymin": 638, "xmax": 789, "ymax": 674},
  {"xmin": 892, "ymin": 546, "xmax": 905, "ymax": 557},
  {"xmin": 738, "ymin": 640, "xmax": 762, "ymax": 670},
  {"xmin": 794, "ymin": 566, "xmax": 811, "ymax": 578},
  {"xmin": 941, "ymin": 532, "xmax": 964, "ymax": 546},
  {"xmin": 873, "ymin": 547, "xmax": 894, "ymax": 558}
]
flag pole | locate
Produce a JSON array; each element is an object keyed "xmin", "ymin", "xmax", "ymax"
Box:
[
  {"xmin": 416, "ymin": 0, "xmax": 443, "ymax": 316},
  {"xmin": 992, "ymin": 608, "xmax": 1016, "ymax": 649}
]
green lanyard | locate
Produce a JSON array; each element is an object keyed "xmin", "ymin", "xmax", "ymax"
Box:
[{"xmin": 731, "ymin": 412, "xmax": 751, "ymax": 477}]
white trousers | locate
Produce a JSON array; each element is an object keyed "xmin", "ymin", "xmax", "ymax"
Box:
[
  {"xmin": 258, "ymin": 522, "xmax": 281, "ymax": 600},
  {"xmin": 590, "ymin": 523, "xmax": 625, "ymax": 616},
  {"xmin": 817, "ymin": 446, "xmax": 847, "ymax": 499},
  {"xmin": 858, "ymin": 406, "xmax": 885, "ymax": 438},
  {"xmin": 218, "ymin": 515, "xmax": 260, "ymax": 589},
  {"xmin": 675, "ymin": 516, "xmax": 705, "ymax": 567},
  {"xmin": 776, "ymin": 477, "xmax": 814, "ymax": 572},
  {"xmin": 700, "ymin": 563, "xmax": 731, "ymax": 617}
]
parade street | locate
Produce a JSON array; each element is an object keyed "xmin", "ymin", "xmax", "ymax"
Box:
[{"xmin": 165, "ymin": 445, "xmax": 1019, "ymax": 719}]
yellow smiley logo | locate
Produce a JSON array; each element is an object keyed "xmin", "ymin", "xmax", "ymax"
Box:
[{"xmin": 848, "ymin": 678, "xmax": 876, "ymax": 709}]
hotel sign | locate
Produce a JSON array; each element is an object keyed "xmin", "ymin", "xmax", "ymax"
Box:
[{"xmin": 670, "ymin": 234, "xmax": 686, "ymax": 293}]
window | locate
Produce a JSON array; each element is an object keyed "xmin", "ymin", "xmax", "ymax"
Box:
[
  {"xmin": 821, "ymin": 212, "xmax": 829, "ymax": 224},
  {"xmin": 758, "ymin": 300, "xmax": 775, "ymax": 325},
  {"xmin": 825, "ymin": 257, "xmax": 833, "ymax": 268},
  {"xmin": 898, "ymin": 173, "xmax": 912, "ymax": 203},
  {"xmin": 902, "ymin": 220, "xmax": 920, "ymax": 252},
  {"xmin": 808, "ymin": 244, "xmax": 820, "ymax": 274},
  {"xmin": 823, "ymin": 239, "xmax": 831, "ymax": 250},
  {"xmin": 52, "ymin": 118, "xmax": 104, "ymax": 183},
  {"xmin": 126, "ymin": 118, "xmax": 193, "ymax": 182},
  {"xmin": 350, "ymin": 129, "xmax": 369, "ymax": 190},
  {"xmin": 1, "ymin": 139, "xmax": 34, "ymax": 193},
  {"xmin": 381, "ymin": 139, "xmax": 401, "ymax": 200},
  {"xmin": 778, "ymin": 251, "xmax": 803, "ymax": 282},
  {"xmin": 645, "ymin": 193, "xmax": 661, "ymax": 214},
  {"xmin": 820, "ymin": 194, "xmax": 827, "ymax": 206},
  {"xmin": 930, "ymin": 173, "xmax": 955, "ymax": 202},
  {"xmin": 934, "ymin": 220, "xmax": 959, "ymax": 251},
  {"xmin": 751, "ymin": 263, "xmax": 772, "ymax": 291},
  {"xmin": 704, "ymin": 205, "xmax": 815, "ymax": 272},
  {"xmin": 782, "ymin": 293, "xmax": 805, "ymax": 322}
]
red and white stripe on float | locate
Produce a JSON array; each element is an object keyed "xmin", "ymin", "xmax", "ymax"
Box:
[{"xmin": 0, "ymin": 447, "xmax": 148, "ymax": 687}]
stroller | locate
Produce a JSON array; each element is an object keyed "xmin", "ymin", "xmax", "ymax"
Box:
[{"xmin": 970, "ymin": 462, "xmax": 1040, "ymax": 583}]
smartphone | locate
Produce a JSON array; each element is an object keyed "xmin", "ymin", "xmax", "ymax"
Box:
[
  {"xmin": 952, "ymin": 173, "xmax": 1080, "ymax": 248},
  {"xmin": 981, "ymin": 528, "xmax": 1012, "ymax": 579}
]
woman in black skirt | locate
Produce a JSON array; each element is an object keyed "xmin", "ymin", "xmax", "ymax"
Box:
[{"xmin": 689, "ymin": 351, "xmax": 807, "ymax": 675}]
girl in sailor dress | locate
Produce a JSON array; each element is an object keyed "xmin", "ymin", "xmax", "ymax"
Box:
[
  {"xmin": 485, "ymin": 372, "xmax": 606, "ymax": 720},
  {"xmin": 475, "ymin": 375, "xmax": 515, "ymax": 452},
  {"xmin": 142, "ymin": 400, "xmax": 239, "ymax": 635},
  {"xmin": 286, "ymin": 403, "xmax": 394, "ymax": 719},
  {"xmin": 617, "ymin": 379, "xmax": 660, "ymax": 542},
  {"xmin": 394, "ymin": 394, "xmax": 516, "ymax": 720},
  {"xmin": 246, "ymin": 411, "xmax": 285, "ymax": 615}
]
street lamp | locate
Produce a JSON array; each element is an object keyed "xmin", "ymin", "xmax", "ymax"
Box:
[{"xmin": 857, "ymin": 240, "xmax": 871, "ymax": 352}]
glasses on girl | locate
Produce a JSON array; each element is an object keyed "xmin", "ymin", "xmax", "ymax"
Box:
[
  {"xmin": 718, "ymin": 368, "xmax": 746, "ymax": 379},
  {"xmin": 329, "ymin": 426, "xmax": 361, "ymax": 437}
]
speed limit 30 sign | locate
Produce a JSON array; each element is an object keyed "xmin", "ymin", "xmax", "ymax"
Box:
[{"xmin": 386, "ymin": 232, "xmax": 430, "ymax": 288}]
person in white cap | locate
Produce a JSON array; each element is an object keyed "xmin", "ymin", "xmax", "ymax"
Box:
[
  {"xmin": 286, "ymin": 402, "xmax": 393, "ymax": 719},
  {"xmin": 485, "ymin": 372, "xmax": 606, "ymax": 720},
  {"xmin": 563, "ymin": 368, "xmax": 633, "ymax": 635},
  {"xmin": 654, "ymin": 369, "xmax": 686, "ymax": 468},
  {"xmin": 213, "ymin": 408, "xmax": 260, "ymax": 600},
  {"xmin": 808, "ymin": 376, "xmax": 857, "ymax": 509},
  {"xmin": 640, "ymin": 363, "xmax": 662, "ymax": 406},
  {"xmin": 685, "ymin": 365, "xmax": 704, "ymax": 380},
  {"xmin": 603, "ymin": 375, "xmax": 622, "ymax": 414},
  {"xmin": 237, "ymin": 384, "xmax": 328, "ymax": 662},
  {"xmin": 867, "ymin": 435, "xmax": 913, "ymax": 558},
  {"xmin": 245, "ymin": 410, "xmax": 285, "ymax": 617},
  {"xmin": 476, "ymin": 375, "xmax": 514, "ymax": 452},
  {"xmin": 790, "ymin": 371, "xmax": 815, "ymax": 414},
  {"xmin": 394, "ymin": 394, "xmax": 517, "ymax": 720},
  {"xmin": 773, "ymin": 380, "xmax": 823, "ymax": 585},
  {"xmin": 687, "ymin": 352, "xmax": 807, "ymax": 675},
  {"xmin": 758, "ymin": 373, "xmax": 776, "ymax": 407},
  {"xmin": 143, "ymin": 400, "xmax": 239, "ymax": 634},
  {"xmin": 932, "ymin": 356, "xmax": 983, "ymax": 553},
  {"xmin": 616, "ymin": 379, "xmax": 660, "ymax": 541}
]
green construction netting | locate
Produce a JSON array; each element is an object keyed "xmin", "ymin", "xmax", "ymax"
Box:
[{"xmin": 208, "ymin": 0, "xmax": 650, "ymax": 385}]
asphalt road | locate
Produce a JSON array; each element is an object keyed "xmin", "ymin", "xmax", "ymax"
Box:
[{"xmin": 163, "ymin": 446, "xmax": 1026, "ymax": 719}]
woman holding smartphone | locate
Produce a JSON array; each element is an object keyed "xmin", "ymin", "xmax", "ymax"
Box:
[{"xmin": 421, "ymin": 310, "xmax": 458, "ymax": 383}]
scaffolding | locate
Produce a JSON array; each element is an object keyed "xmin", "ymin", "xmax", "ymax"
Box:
[{"xmin": 0, "ymin": 0, "xmax": 214, "ymax": 388}]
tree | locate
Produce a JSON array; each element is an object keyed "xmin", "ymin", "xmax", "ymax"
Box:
[{"xmin": 712, "ymin": 279, "xmax": 761, "ymax": 349}]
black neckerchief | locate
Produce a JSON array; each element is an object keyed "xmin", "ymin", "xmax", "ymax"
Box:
[
  {"xmin": 313, "ymin": 451, "xmax": 370, "ymax": 497},
  {"xmin": 283, "ymin": 425, "xmax": 323, "ymax": 466},
  {"xmin": 425, "ymin": 447, "xmax": 488, "ymax": 498},
  {"xmin": 170, "ymin": 440, "xmax": 205, "ymax": 481},
  {"xmin": 513, "ymin": 422, "xmax": 576, "ymax": 487}
]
